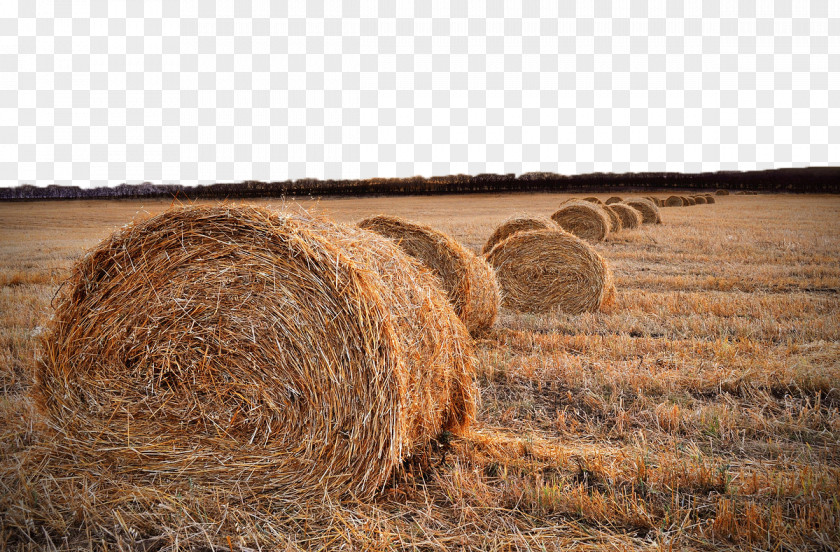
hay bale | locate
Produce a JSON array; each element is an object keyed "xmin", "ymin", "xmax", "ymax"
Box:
[
  {"xmin": 704, "ymin": 195, "xmax": 716, "ymax": 204},
  {"xmin": 609, "ymin": 203, "xmax": 643, "ymax": 229},
  {"xmin": 550, "ymin": 202, "xmax": 611, "ymax": 242},
  {"xmin": 683, "ymin": 196, "xmax": 696, "ymax": 206},
  {"xmin": 484, "ymin": 229, "xmax": 614, "ymax": 314},
  {"xmin": 693, "ymin": 195, "xmax": 707, "ymax": 204},
  {"xmin": 37, "ymin": 205, "xmax": 477, "ymax": 503},
  {"xmin": 482, "ymin": 215, "xmax": 555, "ymax": 255},
  {"xmin": 358, "ymin": 215, "xmax": 499, "ymax": 335},
  {"xmin": 623, "ymin": 198, "xmax": 662, "ymax": 224},
  {"xmin": 602, "ymin": 205, "xmax": 624, "ymax": 233},
  {"xmin": 715, "ymin": 189, "xmax": 729, "ymax": 195},
  {"xmin": 665, "ymin": 195, "xmax": 684, "ymax": 207},
  {"xmin": 582, "ymin": 196, "xmax": 604, "ymax": 205},
  {"xmin": 605, "ymin": 196, "xmax": 623, "ymax": 205}
]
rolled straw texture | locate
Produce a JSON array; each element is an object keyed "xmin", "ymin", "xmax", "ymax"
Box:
[
  {"xmin": 358, "ymin": 215, "xmax": 499, "ymax": 335},
  {"xmin": 608, "ymin": 203, "xmax": 643, "ymax": 229},
  {"xmin": 550, "ymin": 202, "xmax": 611, "ymax": 242},
  {"xmin": 37, "ymin": 204, "xmax": 477, "ymax": 502},
  {"xmin": 482, "ymin": 215, "xmax": 555, "ymax": 255},
  {"xmin": 602, "ymin": 205, "xmax": 624, "ymax": 233},
  {"xmin": 693, "ymin": 195, "xmax": 707, "ymax": 204},
  {"xmin": 605, "ymin": 196, "xmax": 623, "ymax": 205},
  {"xmin": 665, "ymin": 195, "xmax": 684, "ymax": 207},
  {"xmin": 581, "ymin": 197, "xmax": 604, "ymax": 205},
  {"xmin": 484, "ymin": 229, "xmax": 614, "ymax": 314},
  {"xmin": 623, "ymin": 198, "xmax": 662, "ymax": 224}
]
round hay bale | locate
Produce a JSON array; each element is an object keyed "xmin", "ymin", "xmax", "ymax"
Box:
[
  {"xmin": 358, "ymin": 215, "xmax": 499, "ymax": 335},
  {"xmin": 482, "ymin": 215, "xmax": 555, "ymax": 255},
  {"xmin": 609, "ymin": 203, "xmax": 643, "ymax": 229},
  {"xmin": 550, "ymin": 202, "xmax": 611, "ymax": 242},
  {"xmin": 605, "ymin": 196, "xmax": 623, "ymax": 205},
  {"xmin": 623, "ymin": 198, "xmax": 662, "ymax": 224},
  {"xmin": 704, "ymin": 195, "xmax": 715, "ymax": 204},
  {"xmin": 582, "ymin": 196, "xmax": 604, "ymax": 205},
  {"xmin": 683, "ymin": 196, "xmax": 696, "ymax": 206},
  {"xmin": 602, "ymin": 205, "xmax": 624, "ymax": 233},
  {"xmin": 715, "ymin": 189, "xmax": 729, "ymax": 196},
  {"xmin": 665, "ymin": 195, "xmax": 684, "ymax": 207},
  {"xmin": 645, "ymin": 196, "xmax": 663, "ymax": 207},
  {"xmin": 693, "ymin": 195, "xmax": 707, "ymax": 204},
  {"xmin": 37, "ymin": 205, "xmax": 477, "ymax": 502},
  {"xmin": 484, "ymin": 229, "xmax": 614, "ymax": 314}
]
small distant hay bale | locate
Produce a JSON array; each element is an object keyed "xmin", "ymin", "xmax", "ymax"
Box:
[
  {"xmin": 482, "ymin": 215, "xmax": 555, "ymax": 255},
  {"xmin": 715, "ymin": 189, "xmax": 729, "ymax": 195},
  {"xmin": 609, "ymin": 203, "xmax": 643, "ymax": 230},
  {"xmin": 582, "ymin": 196, "xmax": 604, "ymax": 205},
  {"xmin": 605, "ymin": 196, "xmax": 623, "ymax": 205},
  {"xmin": 684, "ymin": 196, "xmax": 696, "ymax": 206},
  {"xmin": 550, "ymin": 202, "xmax": 611, "ymax": 242},
  {"xmin": 704, "ymin": 195, "xmax": 716, "ymax": 203},
  {"xmin": 645, "ymin": 197, "xmax": 663, "ymax": 207},
  {"xmin": 665, "ymin": 195, "xmax": 684, "ymax": 207},
  {"xmin": 358, "ymin": 215, "xmax": 500, "ymax": 335},
  {"xmin": 37, "ymin": 205, "xmax": 477, "ymax": 503},
  {"xmin": 693, "ymin": 195, "xmax": 707, "ymax": 204},
  {"xmin": 602, "ymin": 205, "xmax": 624, "ymax": 233},
  {"xmin": 623, "ymin": 198, "xmax": 662, "ymax": 224},
  {"xmin": 484, "ymin": 229, "xmax": 614, "ymax": 314}
]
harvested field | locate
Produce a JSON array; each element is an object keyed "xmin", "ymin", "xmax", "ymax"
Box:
[{"xmin": 1, "ymin": 193, "xmax": 839, "ymax": 551}]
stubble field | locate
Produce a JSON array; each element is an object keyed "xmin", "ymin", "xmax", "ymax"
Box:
[{"xmin": 1, "ymin": 193, "xmax": 839, "ymax": 550}]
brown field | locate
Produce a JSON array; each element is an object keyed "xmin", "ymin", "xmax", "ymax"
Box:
[{"xmin": 1, "ymin": 193, "xmax": 839, "ymax": 551}]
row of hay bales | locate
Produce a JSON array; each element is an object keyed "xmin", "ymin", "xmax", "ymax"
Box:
[
  {"xmin": 663, "ymin": 193, "xmax": 717, "ymax": 206},
  {"xmin": 37, "ymin": 202, "xmax": 625, "ymax": 505},
  {"xmin": 546, "ymin": 196, "xmax": 661, "ymax": 243}
]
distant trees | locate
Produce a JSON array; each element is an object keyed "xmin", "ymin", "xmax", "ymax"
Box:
[{"xmin": 1, "ymin": 167, "xmax": 837, "ymax": 201}]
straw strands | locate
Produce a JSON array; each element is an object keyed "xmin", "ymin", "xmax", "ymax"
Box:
[
  {"xmin": 358, "ymin": 215, "xmax": 500, "ymax": 335},
  {"xmin": 37, "ymin": 204, "xmax": 478, "ymax": 503},
  {"xmin": 482, "ymin": 215, "xmax": 555, "ymax": 254},
  {"xmin": 484, "ymin": 229, "xmax": 614, "ymax": 314},
  {"xmin": 602, "ymin": 205, "xmax": 624, "ymax": 233},
  {"xmin": 608, "ymin": 203, "xmax": 643, "ymax": 229},
  {"xmin": 550, "ymin": 202, "xmax": 611, "ymax": 242},
  {"xmin": 623, "ymin": 198, "xmax": 662, "ymax": 224}
]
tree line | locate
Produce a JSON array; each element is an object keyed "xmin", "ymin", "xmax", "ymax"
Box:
[{"xmin": 1, "ymin": 167, "xmax": 837, "ymax": 201}]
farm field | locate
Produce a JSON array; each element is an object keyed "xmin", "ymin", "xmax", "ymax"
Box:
[{"xmin": 1, "ymin": 193, "xmax": 839, "ymax": 550}]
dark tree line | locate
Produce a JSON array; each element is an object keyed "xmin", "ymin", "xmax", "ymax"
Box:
[{"xmin": 1, "ymin": 167, "xmax": 837, "ymax": 201}]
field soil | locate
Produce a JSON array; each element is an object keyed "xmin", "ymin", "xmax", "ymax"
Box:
[{"xmin": 1, "ymin": 193, "xmax": 839, "ymax": 550}]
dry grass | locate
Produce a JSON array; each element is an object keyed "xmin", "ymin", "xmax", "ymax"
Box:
[
  {"xmin": 1, "ymin": 193, "xmax": 839, "ymax": 551},
  {"xmin": 551, "ymin": 202, "xmax": 611, "ymax": 242},
  {"xmin": 358, "ymin": 214, "xmax": 499, "ymax": 335}
]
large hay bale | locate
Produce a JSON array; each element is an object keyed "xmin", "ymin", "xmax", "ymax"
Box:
[
  {"xmin": 602, "ymin": 205, "xmax": 624, "ymax": 233},
  {"xmin": 693, "ymin": 195, "xmax": 707, "ymax": 204},
  {"xmin": 715, "ymin": 189, "xmax": 729, "ymax": 195},
  {"xmin": 550, "ymin": 202, "xmax": 611, "ymax": 242},
  {"xmin": 482, "ymin": 215, "xmax": 555, "ymax": 254},
  {"xmin": 582, "ymin": 196, "xmax": 604, "ymax": 205},
  {"xmin": 358, "ymin": 215, "xmax": 499, "ymax": 335},
  {"xmin": 623, "ymin": 198, "xmax": 662, "ymax": 224},
  {"xmin": 665, "ymin": 195, "xmax": 684, "ymax": 207},
  {"xmin": 37, "ymin": 205, "xmax": 477, "ymax": 503},
  {"xmin": 605, "ymin": 196, "xmax": 623, "ymax": 205},
  {"xmin": 609, "ymin": 203, "xmax": 643, "ymax": 229},
  {"xmin": 484, "ymin": 229, "xmax": 614, "ymax": 314}
]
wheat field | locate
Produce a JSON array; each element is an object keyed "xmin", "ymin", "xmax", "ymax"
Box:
[{"xmin": 1, "ymin": 193, "xmax": 839, "ymax": 550}]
